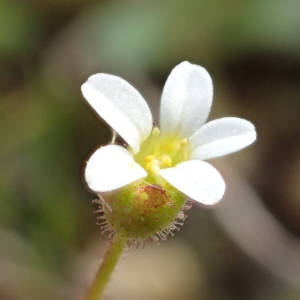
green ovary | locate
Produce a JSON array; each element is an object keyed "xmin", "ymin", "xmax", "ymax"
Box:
[{"xmin": 103, "ymin": 127, "xmax": 191, "ymax": 240}]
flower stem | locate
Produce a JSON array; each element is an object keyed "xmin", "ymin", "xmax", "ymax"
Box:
[{"xmin": 85, "ymin": 235, "xmax": 125, "ymax": 300}]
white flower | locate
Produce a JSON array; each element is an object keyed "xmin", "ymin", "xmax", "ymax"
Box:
[{"xmin": 81, "ymin": 61, "xmax": 256, "ymax": 205}]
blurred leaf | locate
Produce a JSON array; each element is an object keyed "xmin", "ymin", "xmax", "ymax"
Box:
[{"xmin": 0, "ymin": 1, "xmax": 39, "ymax": 56}]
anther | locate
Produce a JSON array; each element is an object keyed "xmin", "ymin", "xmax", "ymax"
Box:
[
  {"xmin": 180, "ymin": 138, "xmax": 188, "ymax": 145},
  {"xmin": 151, "ymin": 127, "xmax": 160, "ymax": 137},
  {"xmin": 161, "ymin": 155, "xmax": 172, "ymax": 167}
]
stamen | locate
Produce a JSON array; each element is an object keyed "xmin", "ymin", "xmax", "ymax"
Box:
[
  {"xmin": 180, "ymin": 138, "xmax": 188, "ymax": 145},
  {"xmin": 145, "ymin": 155, "xmax": 160, "ymax": 174},
  {"xmin": 145, "ymin": 154, "xmax": 155, "ymax": 162},
  {"xmin": 149, "ymin": 161, "xmax": 160, "ymax": 174},
  {"xmin": 151, "ymin": 127, "xmax": 160, "ymax": 137},
  {"xmin": 160, "ymin": 155, "xmax": 172, "ymax": 168}
]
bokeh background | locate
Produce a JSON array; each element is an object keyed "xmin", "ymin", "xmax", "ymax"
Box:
[{"xmin": 1, "ymin": 0, "xmax": 300, "ymax": 299}]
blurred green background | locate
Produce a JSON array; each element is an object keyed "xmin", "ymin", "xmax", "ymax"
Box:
[{"xmin": 1, "ymin": 0, "xmax": 300, "ymax": 299}]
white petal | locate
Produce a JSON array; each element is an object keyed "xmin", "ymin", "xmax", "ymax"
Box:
[
  {"xmin": 159, "ymin": 160, "xmax": 225, "ymax": 205},
  {"xmin": 85, "ymin": 145, "xmax": 147, "ymax": 192},
  {"xmin": 190, "ymin": 117, "xmax": 256, "ymax": 160},
  {"xmin": 160, "ymin": 61, "xmax": 213, "ymax": 137},
  {"xmin": 81, "ymin": 74, "xmax": 153, "ymax": 152}
]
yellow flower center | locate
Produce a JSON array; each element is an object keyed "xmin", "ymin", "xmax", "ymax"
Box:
[{"xmin": 134, "ymin": 127, "xmax": 191, "ymax": 183}]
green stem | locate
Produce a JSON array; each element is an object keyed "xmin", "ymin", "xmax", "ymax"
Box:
[{"xmin": 85, "ymin": 235, "xmax": 125, "ymax": 300}]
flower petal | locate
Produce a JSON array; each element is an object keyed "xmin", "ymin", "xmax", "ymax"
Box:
[
  {"xmin": 190, "ymin": 117, "xmax": 256, "ymax": 160},
  {"xmin": 81, "ymin": 74, "xmax": 153, "ymax": 152},
  {"xmin": 159, "ymin": 61, "xmax": 213, "ymax": 137},
  {"xmin": 159, "ymin": 160, "xmax": 225, "ymax": 205},
  {"xmin": 85, "ymin": 145, "xmax": 147, "ymax": 192}
]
